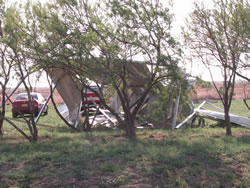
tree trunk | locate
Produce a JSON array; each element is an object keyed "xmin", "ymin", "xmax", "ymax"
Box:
[
  {"xmin": 0, "ymin": 115, "xmax": 4, "ymax": 135},
  {"xmin": 32, "ymin": 125, "xmax": 38, "ymax": 142},
  {"xmin": 0, "ymin": 88, "xmax": 6, "ymax": 135},
  {"xmin": 224, "ymin": 109, "xmax": 232, "ymax": 136},
  {"xmin": 124, "ymin": 112, "xmax": 136, "ymax": 140}
]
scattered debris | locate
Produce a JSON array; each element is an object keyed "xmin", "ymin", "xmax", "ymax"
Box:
[
  {"xmin": 136, "ymin": 122, "xmax": 154, "ymax": 129},
  {"xmin": 176, "ymin": 101, "xmax": 250, "ymax": 129}
]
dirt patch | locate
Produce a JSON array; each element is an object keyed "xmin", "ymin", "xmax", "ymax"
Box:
[
  {"xmin": 219, "ymin": 152, "xmax": 250, "ymax": 186},
  {"xmin": 189, "ymin": 134, "xmax": 206, "ymax": 139},
  {"xmin": 31, "ymin": 176, "xmax": 71, "ymax": 188},
  {"xmin": 148, "ymin": 134, "xmax": 167, "ymax": 140},
  {"xmin": 1, "ymin": 136, "xmax": 29, "ymax": 144},
  {"xmin": 137, "ymin": 132, "xmax": 177, "ymax": 141},
  {"xmin": 0, "ymin": 163, "xmax": 17, "ymax": 172},
  {"xmin": 188, "ymin": 131, "xmax": 250, "ymax": 140},
  {"xmin": 1, "ymin": 135, "xmax": 52, "ymax": 144},
  {"xmin": 232, "ymin": 131, "xmax": 250, "ymax": 137},
  {"xmin": 117, "ymin": 167, "xmax": 151, "ymax": 188}
]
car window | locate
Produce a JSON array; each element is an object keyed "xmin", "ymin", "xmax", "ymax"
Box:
[
  {"xmin": 16, "ymin": 94, "xmax": 29, "ymax": 100},
  {"xmin": 92, "ymin": 87, "xmax": 100, "ymax": 93},
  {"xmin": 32, "ymin": 94, "xmax": 38, "ymax": 100},
  {"xmin": 15, "ymin": 93, "xmax": 38, "ymax": 100},
  {"xmin": 83, "ymin": 87, "xmax": 100, "ymax": 93}
]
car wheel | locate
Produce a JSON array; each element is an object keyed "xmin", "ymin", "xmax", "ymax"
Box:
[{"xmin": 12, "ymin": 113, "xmax": 17, "ymax": 118}]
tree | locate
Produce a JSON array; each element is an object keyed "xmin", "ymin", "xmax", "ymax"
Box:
[
  {"xmin": 0, "ymin": 38, "xmax": 15, "ymax": 135},
  {"xmin": 139, "ymin": 79, "xmax": 191, "ymax": 129},
  {"xmin": 223, "ymin": 1, "xmax": 250, "ymax": 82},
  {"xmin": 0, "ymin": 3, "xmax": 40, "ymax": 142},
  {"xmin": 183, "ymin": 0, "xmax": 250, "ymax": 135},
  {"xmin": 239, "ymin": 80, "xmax": 250, "ymax": 110},
  {"xmin": 0, "ymin": 0, "xmax": 9, "ymax": 135},
  {"xmin": 29, "ymin": 0, "xmax": 182, "ymax": 139},
  {"xmin": 0, "ymin": 0, "xmax": 17, "ymax": 135}
]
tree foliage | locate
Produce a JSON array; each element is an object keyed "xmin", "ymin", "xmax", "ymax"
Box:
[
  {"xmin": 26, "ymin": 0, "xmax": 182, "ymax": 139},
  {"xmin": 184, "ymin": 0, "xmax": 250, "ymax": 135},
  {"xmin": 0, "ymin": 1, "xmax": 40, "ymax": 141}
]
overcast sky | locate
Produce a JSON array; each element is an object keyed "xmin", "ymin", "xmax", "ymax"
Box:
[{"xmin": 169, "ymin": 0, "xmax": 223, "ymax": 81}]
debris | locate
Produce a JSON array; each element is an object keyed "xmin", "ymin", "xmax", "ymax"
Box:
[
  {"xmin": 136, "ymin": 122, "xmax": 154, "ymax": 129},
  {"xmin": 176, "ymin": 101, "xmax": 250, "ymax": 129},
  {"xmin": 176, "ymin": 101, "xmax": 206, "ymax": 129}
]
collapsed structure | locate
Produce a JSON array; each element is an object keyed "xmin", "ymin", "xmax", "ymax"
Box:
[
  {"xmin": 49, "ymin": 62, "xmax": 157, "ymax": 128},
  {"xmin": 47, "ymin": 67, "xmax": 82, "ymax": 127},
  {"xmin": 3, "ymin": 61, "xmax": 250, "ymax": 129},
  {"xmin": 176, "ymin": 101, "xmax": 250, "ymax": 129}
]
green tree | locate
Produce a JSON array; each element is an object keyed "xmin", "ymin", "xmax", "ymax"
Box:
[
  {"xmin": 239, "ymin": 80, "xmax": 250, "ymax": 111},
  {"xmin": 0, "ymin": 0, "xmax": 10, "ymax": 135},
  {"xmin": 1, "ymin": 3, "xmax": 40, "ymax": 142},
  {"xmin": 139, "ymin": 80, "xmax": 191, "ymax": 129},
  {"xmin": 0, "ymin": 0, "xmax": 18, "ymax": 135},
  {"xmin": 28, "ymin": 0, "xmax": 182, "ymax": 139},
  {"xmin": 183, "ymin": 0, "xmax": 250, "ymax": 135}
]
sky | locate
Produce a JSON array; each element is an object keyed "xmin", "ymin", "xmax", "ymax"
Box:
[
  {"xmin": 7, "ymin": 0, "xmax": 245, "ymax": 88},
  {"xmin": 170, "ymin": 0, "xmax": 223, "ymax": 81}
]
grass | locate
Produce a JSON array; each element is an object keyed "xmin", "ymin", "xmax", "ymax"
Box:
[
  {"xmin": 0, "ymin": 101, "xmax": 250, "ymax": 187},
  {"xmin": 194, "ymin": 99, "xmax": 250, "ymax": 118},
  {"xmin": 192, "ymin": 99, "xmax": 250, "ymax": 127}
]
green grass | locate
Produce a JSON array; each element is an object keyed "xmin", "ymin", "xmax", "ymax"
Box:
[
  {"xmin": 192, "ymin": 99, "xmax": 250, "ymax": 127},
  {"xmin": 0, "ymin": 101, "xmax": 250, "ymax": 187},
  {"xmin": 195, "ymin": 99, "xmax": 250, "ymax": 118}
]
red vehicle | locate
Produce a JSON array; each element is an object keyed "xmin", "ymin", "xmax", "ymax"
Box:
[
  {"xmin": 12, "ymin": 93, "xmax": 48, "ymax": 118},
  {"xmin": 82, "ymin": 86, "xmax": 101, "ymax": 106}
]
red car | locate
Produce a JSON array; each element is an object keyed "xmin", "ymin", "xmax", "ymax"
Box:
[
  {"xmin": 82, "ymin": 86, "xmax": 101, "ymax": 106},
  {"xmin": 12, "ymin": 93, "xmax": 48, "ymax": 118}
]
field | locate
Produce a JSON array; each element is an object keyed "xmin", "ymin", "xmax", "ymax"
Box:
[
  {"xmin": 194, "ymin": 100, "xmax": 250, "ymax": 118},
  {"xmin": 0, "ymin": 100, "xmax": 250, "ymax": 187}
]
